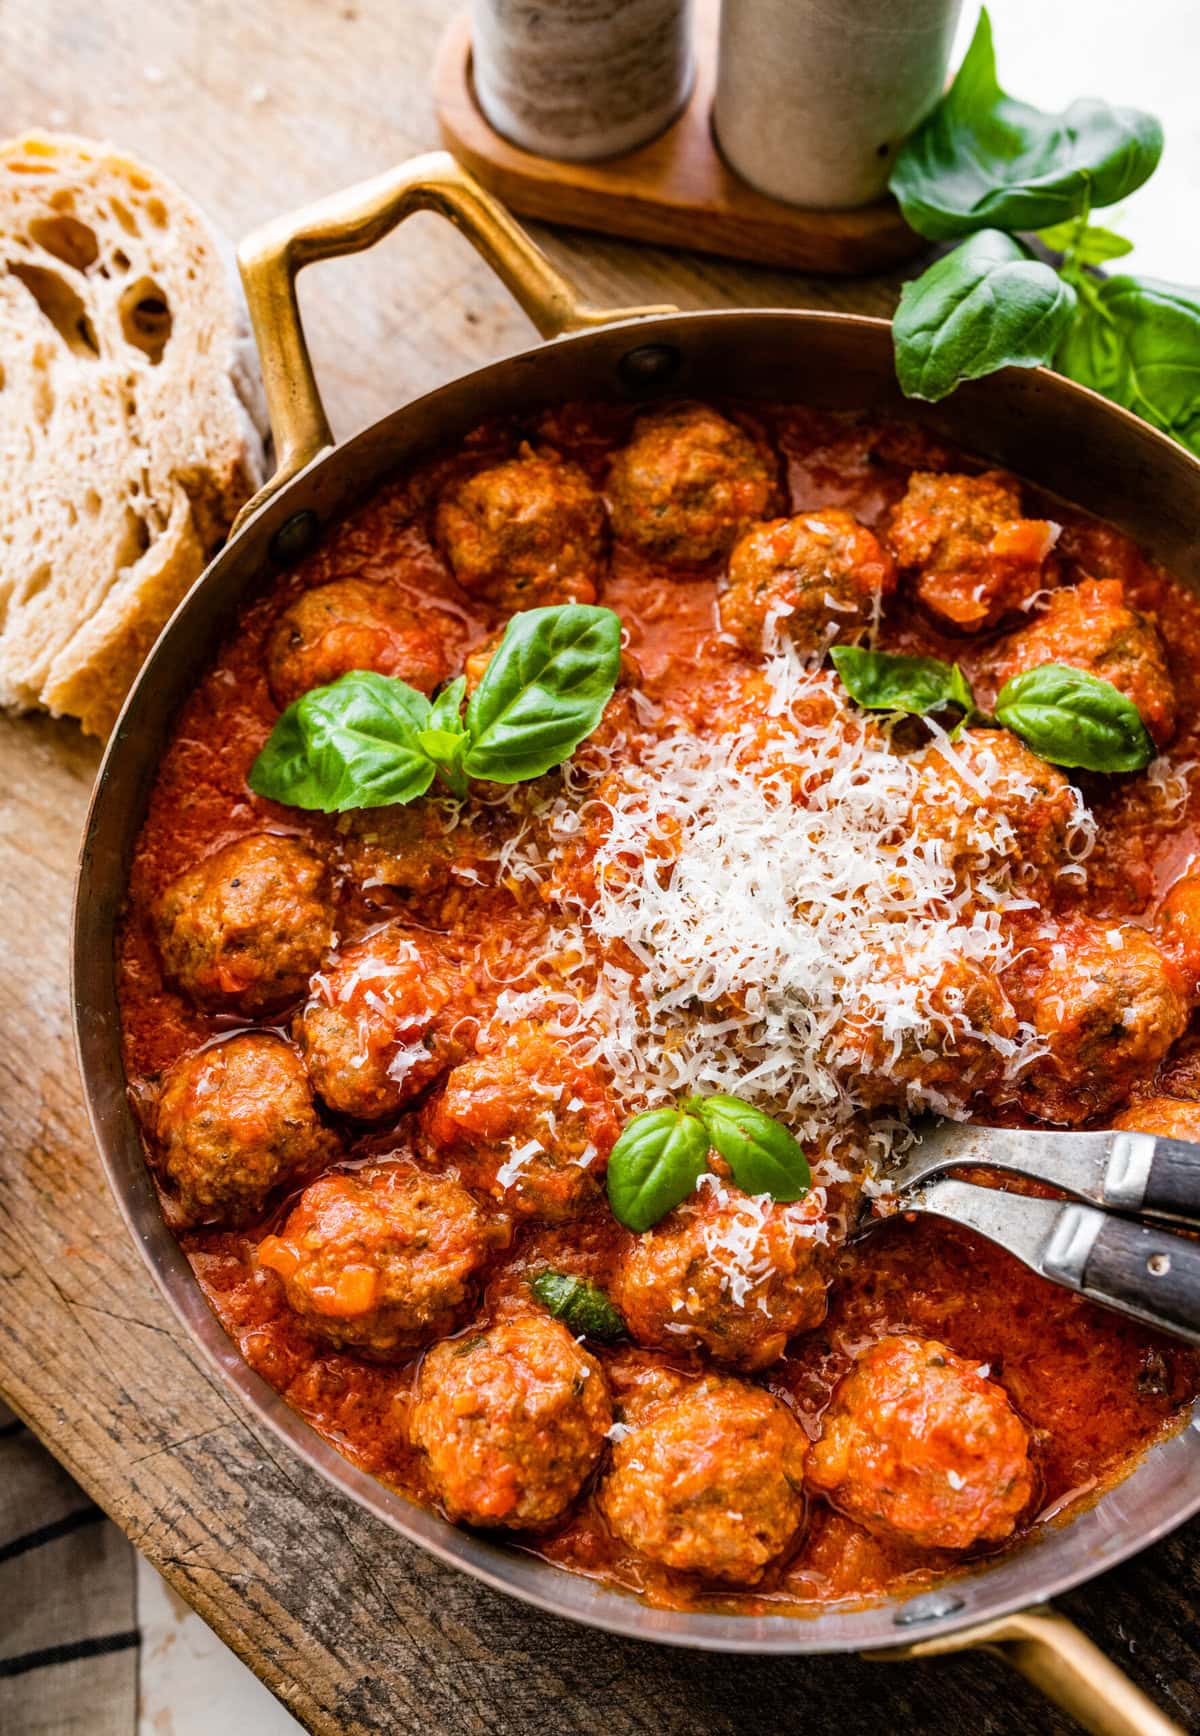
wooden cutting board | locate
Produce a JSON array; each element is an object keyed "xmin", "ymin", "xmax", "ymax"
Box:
[{"xmin": 1, "ymin": 2, "xmax": 1198, "ymax": 1731}]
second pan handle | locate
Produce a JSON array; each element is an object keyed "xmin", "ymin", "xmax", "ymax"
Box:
[{"xmin": 234, "ymin": 149, "xmax": 674, "ymax": 529}]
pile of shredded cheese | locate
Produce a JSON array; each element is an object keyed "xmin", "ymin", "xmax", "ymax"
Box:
[{"xmin": 487, "ymin": 642, "xmax": 1098, "ymax": 1176}]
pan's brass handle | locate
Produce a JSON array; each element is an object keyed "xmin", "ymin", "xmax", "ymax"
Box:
[
  {"xmin": 873, "ymin": 1605, "xmax": 1182, "ymax": 1736},
  {"xmin": 234, "ymin": 149, "xmax": 674, "ymax": 528}
]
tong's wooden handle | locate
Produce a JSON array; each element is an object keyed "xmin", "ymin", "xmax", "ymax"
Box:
[
  {"xmin": 1142, "ymin": 1136, "xmax": 1200, "ymax": 1220},
  {"xmin": 1082, "ymin": 1217, "xmax": 1200, "ymax": 1341}
]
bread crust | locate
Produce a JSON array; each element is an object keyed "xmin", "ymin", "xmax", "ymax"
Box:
[{"xmin": 0, "ymin": 131, "xmax": 269, "ymax": 735}]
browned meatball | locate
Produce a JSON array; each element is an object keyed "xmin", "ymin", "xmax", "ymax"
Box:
[
  {"xmin": 334, "ymin": 799, "xmax": 496, "ymax": 901},
  {"xmin": 836, "ymin": 954, "xmax": 1018, "ymax": 1111},
  {"xmin": 421, "ymin": 1021, "xmax": 619, "ymax": 1221},
  {"xmin": 719, "ymin": 510, "xmax": 897, "ymax": 653},
  {"xmin": 1007, "ymin": 916, "xmax": 1187, "ymax": 1124},
  {"xmin": 806, "ymin": 1335, "xmax": 1034, "ymax": 1550},
  {"xmin": 410, "ymin": 1315, "xmax": 611, "ymax": 1528},
  {"xmin": 1157, "ymin": 873, "xmax": 1200, "ymax": 994},
  {"xmin": 267, "ymin": 578, "xmax": 453, "ymax": 709},
  {"xmin": 611, "ymin": 1175, "xmax": 830, "ymax": 1371},
  {"xmin": 607, "ymin": 403, "xmax": 777, "ymax": 566},
  {"xmin": 908, "ymin": 727, "xmax": 1091, "ymax": 896},
  {"xmin": 297, "ymin": 925, "xmax": 470, "ymax": 1120},
  {"xmin": 256, "ymin": 1160, "xmax": 504, "ymax": 1357},
  {"xmin": 436, "ymin": 445, "xmax": 606, "ymax": 611},
  {"xmin": 599, "ymin": 1375, "xmax": 807, "ymax": 1583},
  {"xmin": 1112, "ymin": 1096, "xmax": 1200, "ymax": 1140},
  {"xmin": 989, "ymin": 578, "xmax": 1176, "ymax": 747},
  {"xmin": 154, "ymin": 1033, "xmax": 339, "ymax": 1228},
  {"xmin": 886, "ymin": 470, "xmax": 1058, "ymax": 632},
  {"xmin": 153, "ymin": 833, "xmax": 333, "ymax": 1016}
]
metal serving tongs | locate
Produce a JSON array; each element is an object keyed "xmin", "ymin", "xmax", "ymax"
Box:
[{"xmin": 869, "ymin": 1121, "xmax": 1200, "ymax": 1345}]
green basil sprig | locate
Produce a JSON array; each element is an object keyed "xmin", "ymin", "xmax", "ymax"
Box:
[
  {"xmin": 1055, "ymin": 273, "xmax": 1200, "ymax": 458},
  {"xmin": 892, "ymin": 230, "xmax": 1077, "ymax": 404},
  {"xmin": 831, "ymin": 645, "xmax": 977, "ymax": 719},
  {"xmin": 886, "ymin": 9, "xmax": 1200, "ymax": 456},
  {"xmin": 606, "ymin": 1095, "xmax": 809, "ymax": 1233},
  {"xmin": 248, "ymin": 603, "xmax": 622, "ymax": 813},
  {"xmin": 890, "ymin": 11, "xmax": 1162, "ymax": 243},
  {"xmin": 529, "ymin": 1269, "xmax": 626, "ymax": 1340},
  {"xmin": 994, "ymin": 662, "xmax": 1155, "ymax": 772},
  {"xmin": 830, "ymin": 646, "xmax": 1154, "ymax": 775}
]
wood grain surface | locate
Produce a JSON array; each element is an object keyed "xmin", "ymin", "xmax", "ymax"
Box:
[{"xmin": 1, "ymin": 3, "xmax": 1199, "ymax": 1732}]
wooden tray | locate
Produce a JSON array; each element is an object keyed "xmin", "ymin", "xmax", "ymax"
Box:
[{"xmin": 433, "ymin": 2, "xmax": 924, "ymax": 277}]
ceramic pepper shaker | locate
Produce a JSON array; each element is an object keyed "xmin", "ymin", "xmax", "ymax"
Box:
[
  {"xmin": 471, "ymin": 0, "xmax": 695, "ymax": 162},
  {"xmin": 715, "ymin": 0, "xmax": 963, "ymax": 210}
]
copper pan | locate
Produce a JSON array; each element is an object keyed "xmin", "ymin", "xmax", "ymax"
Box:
[{"xmin": 73, "ymin": 151, "xmax": 1200, "ymax": 1736}]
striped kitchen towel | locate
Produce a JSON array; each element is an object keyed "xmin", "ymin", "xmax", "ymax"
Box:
[{"xmin": 0, "ymin": 1403, "xmax": 137, "ymax": 1736}]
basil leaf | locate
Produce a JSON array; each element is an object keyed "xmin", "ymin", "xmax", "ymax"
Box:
[
  {"xmin": 894, "ymin": 231, "xmax": 1077, "ymax": 402},
  {"xmin": 890, "ymin": 10, "xmax": 1162, "ymax": 241},
  {"xmin": 1056, "ymin": 274, "xmax": 1200, "ymax": 458},
  {"xmin": 606, "ymin": 1108, "xmax": 711, "ymax": 1233},
  {"xmin": 691, "ymin": 1096, "xmax": 810, "ymax": 1201},
  {"xmin": 1036, "ymin": 219, "xmax": 1133, "ymax": 267},
  {"xmin": 995, "ymin": 662, "xmax": 1154, "ymax": 772},
  {"xmin": 429, "ymin": 675, "xmax": 468, "ymax": 735},
  {"xmin": 529, "ymin": 1269, "xmax": 625, "ymax": 1340},
  {"xmin": 463, "ymin": 604, "xmax": 622, "ymax": 783},
  {"xmin": 831, "ymin": 645, "xmax": 977, "ymax": 716},
  {"xmin": 248, "ymin": 671, "xmax": 435, "ymax": 811}
]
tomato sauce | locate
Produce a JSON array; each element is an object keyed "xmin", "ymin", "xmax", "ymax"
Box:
[{"xmin": 118, "ymin": 404, "xmax": 1200, "ymax": 1615}]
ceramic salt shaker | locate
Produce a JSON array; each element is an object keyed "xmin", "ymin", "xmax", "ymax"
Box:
[
  {"xmin": 471, "ymin": 0, "xmax": 695, "ymax": 162},
  {"xmin": 715, "ymin": 0, "xmax": 963, "ymax": 210}
]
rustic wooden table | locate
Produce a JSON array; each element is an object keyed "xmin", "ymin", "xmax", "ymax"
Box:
[{"xmin": 2, "ymin": 3, "xmax": 1199, "ymax": 1731}]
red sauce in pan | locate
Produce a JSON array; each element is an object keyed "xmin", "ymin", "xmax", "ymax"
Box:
[{"xmin": 117, "ymin": 404, "xmax": 1200, "ymax": 1614}]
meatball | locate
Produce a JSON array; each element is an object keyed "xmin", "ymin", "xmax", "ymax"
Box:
[
  {"xmin": 606, "ymin": 403, "xmax": 778, "ymax": 566},
  {"xmin": 436, "ymin": 445, "xmax": 605, "ymax": 611},
  {"xmin": 719, "ymin": 510, "xmax": 897, "ymax": 654},
  {"xmin": 989, "ymin": 578, "xmax": 1176, "ymax": 747},
  {"xmin": 1008, "ymin": 916, "xmax": 1187, "ymax": 1124},
  {"xmin": 267, "ymin": 578, "xmax": 452, "ymax": 710},
  {"xmin": 297, "ymin": 925, "xmax": 470, "ymax": 1120},
  {"xmin": 1156, "ymin": 873, "xmax": 1200, "ymax": 993},
  {"xmin": 807, "ymin": 1335, "xmax": 1033, "ymax": 1550},
  {"xmin": 421, "ymin": 1021, "xmax": 619, "ymax": 1221},
  {"xmin": 334, "ymin": 799, "xmax": 494, "ymax": 902},
  {"xmin": 908, "ymin": 727, "xmax": 1090, "ymax": 895},
  {"xmin": 256, "ymin": 1160, "xmax": 503, "ymax": 1357},
  {"xmin": 154, "ymin": 1033, "xmax": 339, "ymax": 1228},
  {"xmin": 153, "ymin": 832, "xmax": 333, "ymax": 1017},
  {"xmin": 599, "ymin": 1375, "xmax": 807, "ymax": 1583},
  {"xmin": 837, "ymin": 954, "xmax": 1018, "ymax": 1111},
  {"xmin": 1112, "ymin": 1096, "xmax": 1200, "ymax": 1140},
  {"xmin": 611, "ymin": 1174, "xmax": 830, "ymax": 1371},
  {"xmin": 886, "ymin": 470, "xmax": 1058, "ymax": 632},
  {"xmin": 410, "ymin": 1315, "xmax": 611, "ymax": 1528}
]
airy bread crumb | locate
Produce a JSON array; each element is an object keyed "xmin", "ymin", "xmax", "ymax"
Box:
[{"xmin": 0, "ymin": 131, "xmax": 268, "ymax": 735}]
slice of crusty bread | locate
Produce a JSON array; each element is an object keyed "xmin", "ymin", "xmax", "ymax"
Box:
[{"xmin": 0, "ymin": 131, "xmax": 268, "ymax": 736}]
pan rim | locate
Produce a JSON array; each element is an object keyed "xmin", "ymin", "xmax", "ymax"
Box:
[{"xmin": 72, "ymin": 306, "xmax": 1200, "ymax": 1654}]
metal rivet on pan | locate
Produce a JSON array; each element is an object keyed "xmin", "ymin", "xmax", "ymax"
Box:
[
  {"xmin": 894, "ymin": 1591, "xmax": 967, "ymax": 1626},
  {"xmin": 270, "ymin": 510, "xmax": 319, "ymax": 565},
  {"xmin": 617, "ymin": 343, "xmax": 682, "ymax": 392},
  {"xmin": 1148, "ymin": 1252, "xmax": 1172, "ymax": 1277}
]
